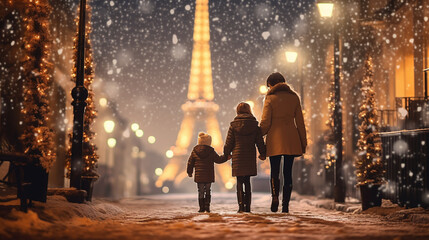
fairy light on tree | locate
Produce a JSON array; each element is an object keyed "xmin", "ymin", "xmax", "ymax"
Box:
[
  {"xmin": 19, "ymin": 0, "xmax": 56, "ymax": 171},
  {"xmin": 355, "ymin": 55, "xmax": 384, "ymax": 186},
  {"xmin": 324, "ymin": 60, "xmax": 336, "ymax": 171},
  {"xmin": 66, "ymin": 2, "xmax": 99, "ymax": 178}
]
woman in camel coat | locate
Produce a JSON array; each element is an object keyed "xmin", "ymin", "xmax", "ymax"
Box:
[{"xmin": 260, "ymin": 72, "xmax": 307, "ymax": 213}]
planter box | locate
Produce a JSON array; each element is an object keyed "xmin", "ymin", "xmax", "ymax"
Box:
[{"xmin": 360, "ymin": 184, "xmax": 382, "ymax": 210}]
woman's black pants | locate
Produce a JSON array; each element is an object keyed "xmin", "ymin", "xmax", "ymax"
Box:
[{"xmin": 270, "ymin": 155, "xmax": 295, "ymax": 206}]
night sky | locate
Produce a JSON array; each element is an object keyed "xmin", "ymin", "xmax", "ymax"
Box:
[{"xmin": 87, "ymin": 0, "xmax": 314, "ymax": 154}]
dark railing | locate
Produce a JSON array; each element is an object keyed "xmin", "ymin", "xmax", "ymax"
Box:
[
  {"xmin": 379, "ymin": 109, "xmax": 398, "ymax": 131},
  {"xmin": 380, "ymin": 128, "xmax": 429, "ymax": 208}
]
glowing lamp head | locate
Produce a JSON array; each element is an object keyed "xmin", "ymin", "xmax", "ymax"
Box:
[
  {"xmin": 285, "ymin": 51, "xmax": 298, "ymax": 63},
  {"xmin": 317, "ymin": 2, "xmax": 334, "ymax": 18},
  {"xmin": 103, "ymin": 120, "xmax": 115, "ymax": 133}
]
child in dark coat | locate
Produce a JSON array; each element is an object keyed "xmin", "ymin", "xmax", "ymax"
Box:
[
  {"xmin": 224, "ymin": 102, "xmax": 266, "ymax": 212},
  {"xmin": 187, "ymin": 132, "xmax": 227, "ymax": 213}
]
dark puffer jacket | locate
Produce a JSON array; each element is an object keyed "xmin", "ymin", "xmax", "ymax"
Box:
[
  {"xmin": 186, "ymin": 145, "xmax": 226, "ymax": 183},
  {"xmin": 224, "ymin": 114, "xmax": 266, "ymax": 177}
]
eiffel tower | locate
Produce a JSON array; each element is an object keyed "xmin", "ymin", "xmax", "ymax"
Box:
[{"xmin": 156, "ymin": 0, "xmax": 233, "ymax": 190}]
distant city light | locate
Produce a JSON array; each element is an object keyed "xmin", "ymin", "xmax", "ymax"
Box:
[
  {"xmin": 225, "ymin": 182, "xmax": 234, "ymax": 190},
  {"xmin": 99, "ymin": 98, "xmax": 107, "ymax": 107},
  {"xmin": 136, "ymin": 129, "xmax": 144, "ymax": 137},
  {"xmin": 155, "ymin": 168, "xmax": 163, "ymax": 176},
  {"xmin": 162, "ymin": 186, "xmax": 169, "ymax": 193},
  {"xmin": 148, "ymin": 136, "xmax": 156, "ymax": 144},
  {"xmin": 131, "ymin": 123, "xmax": 140, "ymax": 132},
  {"xmin": 259, "ymin": 85, "xmax": 268, "ymax": 94},
  {"xmin": 107, "ymin": 138, "xmax": 117, "ymax": 148},
  {"xmin": 166, "ymin": 150, "xmax": 174, "ymax": 158}
]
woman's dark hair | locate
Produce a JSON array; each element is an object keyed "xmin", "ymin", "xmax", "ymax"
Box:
[
  {"xmin": 236, "ymin": 102, "xmax": 252, "ymax": 115},
  {"xmin": 266, "ymin": 72, "xmax": 286, "ymax": 87}
]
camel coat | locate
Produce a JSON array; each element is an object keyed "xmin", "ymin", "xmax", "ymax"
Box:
[{"xmin": 260, "ymin": 83, "xmax": 307, "ymax": 157}]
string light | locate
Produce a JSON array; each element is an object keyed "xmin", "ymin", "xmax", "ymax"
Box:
[
  {"xmin": 324, "ymin": 60, "xmax": 337, "ymax": 171},
  {"xmin": 66, "ymin": 2, "xmax": 99, "ymax": 178},
  {"xmin": 19, "ymin": 0, "xmax": 56, "ymax": 172}
]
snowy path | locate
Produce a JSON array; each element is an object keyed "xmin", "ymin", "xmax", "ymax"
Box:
[{"xmin": 2, "ymin": 193, "xmax": 429, "ymax": 239}]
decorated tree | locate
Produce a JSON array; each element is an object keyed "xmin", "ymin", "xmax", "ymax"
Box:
[
  {"xmin": 355, "ymin": 55, "xmax": 384, "ymax": 186},
  {"xmin": 19, "ymin": 0, "xmax": 56, "ymax": 171},
  {"xmin": 66, "ymin": 3, "xmax": 99, "ymax": 178}
]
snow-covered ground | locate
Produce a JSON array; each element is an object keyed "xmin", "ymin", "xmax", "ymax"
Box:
[{"xmin": 1, "ymin": 192, "xmax": 429, "ymax": 240}]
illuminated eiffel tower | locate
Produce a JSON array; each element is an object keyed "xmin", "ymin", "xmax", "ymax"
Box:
[{"xmin": 156, "ymin": 0, "xmax": 233, "ymax": 190}]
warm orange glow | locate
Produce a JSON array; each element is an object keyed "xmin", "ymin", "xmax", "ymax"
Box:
[{"xmin": 395, "ymin": 54, "xmax": 415, "ymax": 97}]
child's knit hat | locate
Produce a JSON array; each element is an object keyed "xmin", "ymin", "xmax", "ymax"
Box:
[{"xmin": 197, "ymin": 132, "xmax": 212, "ymax": 146}]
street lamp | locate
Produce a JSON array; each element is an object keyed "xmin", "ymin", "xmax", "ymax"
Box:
[
  {"xmin": 106, "ymin": 138, "xmax": 116, "ymax": 168},
  {"xmin": 317, "ymin": 0, "xmax": 345, "ymax": 203},
  {"xmin": 70, "ymin": 0, "xmax": 88, "ymax": 189},
  {"xmin": 285, "ymin": 50, "xmax": 304, "ymax": 108}
]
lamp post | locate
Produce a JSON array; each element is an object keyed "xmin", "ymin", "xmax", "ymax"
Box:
[
  {"xmin": 285, "ymin": 50, "xmax": 304, "ymax": 108},
  {"xmin": 317, "ymin": 0, "xmax": 345, "ymax": 203},
  {"xmin": 70, "ymin": 0, "xmax": 88, "ymax": 189},
  {"xmin": 103, "ymin": 120, "xmax": 116, "ymax": 165}
]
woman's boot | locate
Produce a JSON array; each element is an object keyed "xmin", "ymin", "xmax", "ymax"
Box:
[
  {"xmin": 236, "ymin": 191, "xmax": 244, "ymax": 213},
  {"xmin": 198, "ymin": 198, "xmax": 205, "ymax": 212},
  {"xmin": 244, "ymin": 192, "xmax": 251, "ymax": 212},
  {"xmin": 270, "ymin": 178, "xmax": 280, "ymax": 212},
  {"xmin": 282, "ymin": 185, "xmax": 292, "ymax": 213},
  {"xmin": 205, "ymin": 194, "xmax": 211, "ymax": 213}
]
